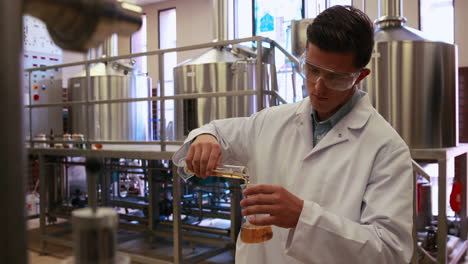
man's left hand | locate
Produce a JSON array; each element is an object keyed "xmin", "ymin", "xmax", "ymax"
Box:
[{"xmin": 240, "ymin": 185, "xmax": 304, "ymax": 229}]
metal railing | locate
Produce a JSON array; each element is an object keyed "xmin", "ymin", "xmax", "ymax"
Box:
[{"xmin": 25, "ymin": 36, "xmax": 303, "ymax": 152}]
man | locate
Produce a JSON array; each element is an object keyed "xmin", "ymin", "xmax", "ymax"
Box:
[{"xmin": 173, "ymin": 5, "xmax": 413, "ymax": 263}]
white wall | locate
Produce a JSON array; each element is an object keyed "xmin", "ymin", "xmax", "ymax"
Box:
[
  {"xmin": 143, "ymin": 0, "xmax": 212, "ymax": 87},
  {"xmin": 455, "ymin": 0, "xmax": 468, "ymax": 67},
  {"xmin": 118, "ymin": 35, "xmax": 131, "ymax": 56},
  {"xmin": 175, "ymin": 0, "xmax": 213, "ymax": 62}
]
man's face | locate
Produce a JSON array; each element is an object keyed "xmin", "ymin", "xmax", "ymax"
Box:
[{"xmin": 305, "ymin": 43, "xmax": 369, "ymax": 120}]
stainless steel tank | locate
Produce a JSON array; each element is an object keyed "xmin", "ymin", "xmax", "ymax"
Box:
[
  {"xmin": 362, "ymin": 0, "xmax": 459, "ymax": 148},
  {"xmin": 68, "ymin": 62, "xmax": 152, "ymax": 141},
  {"xmin": 291, "ymin": 18, "xmax": 313, "ymax": 58},
  {"xmin": 173, "ymin": 47, "xmax": 278, "ymax": 140}
]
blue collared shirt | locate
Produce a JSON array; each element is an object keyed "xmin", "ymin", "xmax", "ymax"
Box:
[{"xmin": 312, "ymin": 88, "xmax": 365, "ymax": 147}]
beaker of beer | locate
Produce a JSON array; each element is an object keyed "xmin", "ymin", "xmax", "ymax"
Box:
[{"xmin": 240, "ymin": 184, "xmax": 273, "ymax": 243}]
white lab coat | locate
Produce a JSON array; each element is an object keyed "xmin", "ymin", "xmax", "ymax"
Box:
[{"xmin": 173, "ymin": 94, "xmax": 413, "ymax": 264}]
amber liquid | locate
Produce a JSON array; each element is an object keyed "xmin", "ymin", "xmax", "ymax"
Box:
[{"xmin": 240, "ymin": 224, "xmax": 273, "ymax": 243}]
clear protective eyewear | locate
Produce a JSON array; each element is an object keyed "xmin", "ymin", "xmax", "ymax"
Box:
[{"xmin": 301, "ymin": 58, "xmax": 362, "ymax": 91}]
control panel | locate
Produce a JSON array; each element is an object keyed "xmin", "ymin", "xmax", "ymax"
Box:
[{"xmin": 23, "ymin": 15, "xmax": 64, "ymax": 139}]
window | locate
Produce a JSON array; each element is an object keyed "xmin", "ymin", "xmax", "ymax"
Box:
[
  {"xmin": 253, "ymin": 0, "xmax": 303, "ymax": 45},
  {"xmin": 420, "ymin": 0, "xmax": 454, "ymax": 43},
  {"xmin": 306, "ymin": 0, "xmax": 351, "ymax": 18},
  {"xmin": 236, "ymin": 0, "xmax": 253, "ymax": 38},
  {"xmin": 306, "ymin": 0, "xmax": 326, "ymax": 18},
  {"xmin": 159, "ymin": 8, "xmax": 177, "ymax": 140},
  {"xmin": 253, "ymin": 0, "xmax": 304, "ymax": 102},
  {"xmin": 327, "ymin": 0, "xmax": 352, "ymax": 7}
]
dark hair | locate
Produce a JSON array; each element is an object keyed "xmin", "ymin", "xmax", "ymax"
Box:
[{"xmin": 307, "ymin": 5, "xmax": 374, "ymax": 69}]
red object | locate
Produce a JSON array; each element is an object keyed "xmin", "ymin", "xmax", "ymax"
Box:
[
  {"xmin": 450, "ymin": 181, "xmax": 462, "ymax": 213},
  {"xmin": 33, "ymin": 94, "xmax": 39, "ymax": 101}
]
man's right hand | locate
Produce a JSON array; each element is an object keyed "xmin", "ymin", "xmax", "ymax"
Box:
[{"xmin": 186, "ymin": 134, "xmax": 222, "ymax": 179}]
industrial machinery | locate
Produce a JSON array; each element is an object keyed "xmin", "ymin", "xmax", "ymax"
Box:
[
  {"xmin": 25, "ymin": 34, "xmax": 298, "ymax": 263},
  {"xmin": 1, "ymin": 0, "xmax": 143, "ymax": 263},
  {"xmin": 173, "ymin": 45, "xmax": 279, "ymax": 140},
  {"xmin": 68, "ymin": 61, "xmax": 152, "ymax": 142},
  {"xmin": 23, "ymin": 15, "xmax": 64, "ymax": 139},
  {"xmin": 21, "ymin": 0, "xmax": 299, "ymax": 262},
  {"xmin": 361, "ymin": 0, "xmax": 458, "ymax": 149},
  {"xmin": 173, "ymin": 0, "xmax": 279, "ymax": 141},
  {"xmin": 359, "ymin": 0, "xmax": 468, "ymax": 263},
  {"xmin": 4, "ymin": 1, "xmax": 303, "ymax": 263}
]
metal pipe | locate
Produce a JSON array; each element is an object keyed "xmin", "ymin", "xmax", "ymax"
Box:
[
  {"xmin": 0, "ymin": 0, "xmax": 27, "ymax": 262},
  {"xmin": 411, "ymin": 160, "xmax": 432, "ymax": 182},
  {"xmin": 375, "ymin": 0, "xmax": 407, "ymax": 27},
  {"xmin": 212, "ymin": 0, "xmax": 228, "ymax": 42},
  {"xmin": 461, "ymin": 153, "xmax": 468, "ymax": 240},
  {"xmin": 256, "ymin": 39, "xmax": 264, "ymax": 111},
  {"xmin": 26, "ymin": 90, "xmax": 261, "ymax": 108},
  {"xmin": 28, "ymin": 71, "xmax": 33, "ymax": 146},
  {"xmin": 172, "ymin": 163, "xmax": 182, "ymax": 264},
  {"xmin": 158, "ymin": 54, "xmax": 166, "ymax": 150},
  {"xmin": 24, "ymin": 36, "xmax": 272, "ymax": 72},
  {"xmin": 158, "ymin": 221, "xmax": 230, "ymax": 236},
  {"xmin": 39, "ymin": 155, "xmax": 47, "ymax": 253},
  {"xmin": 378, "ymin": 0, "xmax": 402, "ymax": 19},
  {"xmin": 85, "ymin": 63, "xmax": 91, "ymax": 148},
  {"xmin": 28, "ymin": 139, "xmax": 184, "ymax": 146},
  {"xmin": 33, "ymin": 159, "xmax": 166, "ymax": 171},
  {"xmin": 437, "ymin": 158, "xmax": 450, "ymax": 263}
]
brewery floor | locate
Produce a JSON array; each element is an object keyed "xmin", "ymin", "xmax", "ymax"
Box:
[
  {"xmin": 29, "ymin": 250, "xmax": 62, "ymax": 264},
  {"xmin": 27, "ymin": 218, "xmax": 235, "ymax": 264}
]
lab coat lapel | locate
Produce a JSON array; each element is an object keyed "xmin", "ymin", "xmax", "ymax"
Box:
[
  {"xmin": 308, "ymin": 125, "xmax": 349, "ymax": 157},
  {"xmin": 304, "ymin": 94, "xmax": 373, "ymax": 159},
  {"xmin": 294, "ymin": 99, "xmax": 314, "ymax": 152}
]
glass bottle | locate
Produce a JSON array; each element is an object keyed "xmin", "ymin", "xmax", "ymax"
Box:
[
  {"xmin": 240, "ymin": 183, "xmax": 273, "ymax": 243},
  {"xmin": 175, "ymin": 158, "xmax": 249, "ymax": 183}
]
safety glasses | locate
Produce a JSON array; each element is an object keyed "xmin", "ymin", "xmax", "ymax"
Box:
[{"xmin": 301, "ymin": 58, "xmax": 362, "ymax": 91}]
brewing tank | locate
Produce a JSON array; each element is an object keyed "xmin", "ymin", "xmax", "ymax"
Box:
[
  {"xmin": 68, "ymin": 62, "xmax": 152, "ymax": 142},
  {"xmin": 173, "ymin": 47, "xmax": 278, "ymax": 141},
  {"xmin": 364, "ymin": 41, "xmax": 458, "ymax": 148},
  {"xmin": 362, "ymin": 0, "xmax": 458, "ymax": 148}
]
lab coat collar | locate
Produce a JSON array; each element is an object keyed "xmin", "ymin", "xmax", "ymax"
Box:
[
  {"xmin": 295, "ymin": 94, "xmax": 373, "ymax": 158},
  {"xmin": 342, "ymin": 93, "xmax": 373, "ymax": 130}
]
